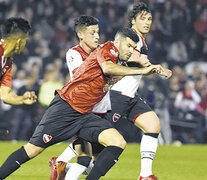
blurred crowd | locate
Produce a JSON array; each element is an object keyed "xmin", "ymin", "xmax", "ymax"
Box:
[{"xmin": 0, "ymin": 0, "xmax": 207, "ymax": 144}]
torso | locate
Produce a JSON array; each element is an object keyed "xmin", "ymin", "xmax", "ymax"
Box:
[
  {"xmin": 111, "ymin": 31, "xmax": 148, "ymax": 98},
  {"xmin": 58, "ymin": 41, "xmax": 118, "ymax": 114}
]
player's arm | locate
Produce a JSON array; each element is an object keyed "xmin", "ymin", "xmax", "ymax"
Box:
[
  {"xmin": 128, "ymin": 50, "xmax": 172, "ymax": 79},
  {"xmin": 128, "ymin": 50, "xmax": 151, "ymax": 67},
  {"xmin": 100, "ymin": 60, "xmax": 161, "ymax": 76},
  {"xmin": 0, "ymin": 86, "xmax": 37, "ymax": 105}
]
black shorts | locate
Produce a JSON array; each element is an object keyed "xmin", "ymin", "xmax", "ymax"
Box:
[
  {"xmin": 105, "ymin": 90, "xmax": 152, "ymax": 124},
  {"xmin": 29, "ymin": 94, "xmax": 113, "ymax": 148}
]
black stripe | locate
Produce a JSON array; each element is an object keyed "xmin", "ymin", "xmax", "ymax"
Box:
[
  {"xmin": 69, "ymin": 144, "xmax": 77, "ymax": 155},
  {"xmin": 144, "ymin": 133, "xmax": 159, "ymax": 138},
  {"xmin": 141, "ymin": 151, "xmax": 155, "ymax": 154},
  {"xmin": 141, "ymin": 157, "xmax": 154, "ymax": 160}
]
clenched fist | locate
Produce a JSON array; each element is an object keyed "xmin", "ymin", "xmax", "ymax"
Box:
[{"xmin": 23, "ymin": 91, "xmax": 37, "ymax": 104}]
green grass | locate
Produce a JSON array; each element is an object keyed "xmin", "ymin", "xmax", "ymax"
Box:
[{"xmin": 0, "ymin": 141, "xmax": 207, "ymax": 180}]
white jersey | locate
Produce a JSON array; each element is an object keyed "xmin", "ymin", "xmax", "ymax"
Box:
[
  {"xmin": 111, "ymin": 33, "xmax": 148, "ymax": 98},
  {"xmin": 66, "ymin": 45, "xmax": 111, "ymax": 113}
]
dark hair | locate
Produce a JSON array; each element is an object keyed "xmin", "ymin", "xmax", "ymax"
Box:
[
  {"xmin": 1, "ymin": 17, "xmax": 31, "ymax": 38},
  {"xmin": 115, "ymin": 27, "xmax": 139, "ymax": 43},
  {"xmin": 128, "ymin": 2, "xmax": 151, "ymax": 27},
  {"xmin": 74, "ymin": 15, "xmax": 99, "ymax": 33}
]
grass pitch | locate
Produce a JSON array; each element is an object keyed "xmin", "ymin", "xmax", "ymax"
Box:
[{"xmin": 0, "ymin": 141, "xmax": 207, "ymax": 180}]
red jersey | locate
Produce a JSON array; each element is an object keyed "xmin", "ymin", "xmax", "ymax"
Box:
[
  {"xmin": 0, "ymin": 43, "xmax": 13, "ymax": 88},
  {"xmin": 57, "ymin": 41, "xmax": 119, "ymax": 114}
]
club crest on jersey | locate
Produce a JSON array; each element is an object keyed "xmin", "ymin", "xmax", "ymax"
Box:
[
  {"xmin": 43, "ymin": 134, "xmax": 52, "ymax": 143},
  {"xmin": 110, "ymin": 49, "xmax": 118, "ymax": 57},
  {"xmin": 113, "ymin": 113, "xmax": 121, "ymax": 122}
]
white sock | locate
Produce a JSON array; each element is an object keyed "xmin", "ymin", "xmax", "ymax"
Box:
[
  {"xmin": 56, "ymin": 143, "xmax": 77, "ymax": 163},
  {"xmin": 140, "ymin": 134, "xmax": 158, "ymax": 177},
  {"xmin": 65, "ymin": 163, "xmax": 87, "ymax": 180},
  {"xmin": 84, "ymin": 160, "xmax": 94, "ymax": 175}
]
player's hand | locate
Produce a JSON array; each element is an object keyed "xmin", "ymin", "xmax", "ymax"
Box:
[
  {"xmin": 153, "ymin": 65, "xmax": 165, "ymax": 74},
  {"xmin": 23, "ymin": 91, "xmax": 37, "ymax": 105},
  {"xmin": 141, "ymin": 65, "xmax": 163, "ymax": 75},
  {"xmin": 156, "ymin": 67, "xmax": 172, "ymax": 79}
]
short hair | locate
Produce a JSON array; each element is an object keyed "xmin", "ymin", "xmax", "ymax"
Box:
[
  {"xmin": 74, "ymin": 15, "xmax": 99, "ymax": 33},
  {"xmin": 115, "ymin": 27, "xmax": 139, "ymax": 43},
  {"xmin": 128, "ymin": 2, "xmax": 151, "ymax": 27},
  {"xmin": 1, "ymin": 17, "xmax": 31, "ymax": 38}
]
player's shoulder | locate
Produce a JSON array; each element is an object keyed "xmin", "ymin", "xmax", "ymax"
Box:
[
  {"xmin": 98, "ymin": 41, "xmax": 119, "ymax": 57},
  {"xmin": 66, "ymin": 45, "xmax": 81, "ymax": 56},
  {"xmin": 66, "ymin": 47, "xmax": 82, "ymax": 61},
  {"xmin": 99, "ymin": 41, "xmax": 114, "ymax": 48}
]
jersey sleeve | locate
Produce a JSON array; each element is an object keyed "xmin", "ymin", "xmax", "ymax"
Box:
[
  {"xmin": 1, "ymin": 66, "xmax": 12, "ymax": 88},
  {"xmin": 135, "ymin": 38, "xmax": 142, "ymax": 53},
  {"xmin": 96, "ymin": 45, "xmax": 117, "ymax": 66},
  {"xmin": 66, "ymin": 49, "xmax": 84, "ymax": 79}
]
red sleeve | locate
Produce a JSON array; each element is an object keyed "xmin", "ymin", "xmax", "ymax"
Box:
[
  {"xmin": 1, "ymin": 67, "xmax": 12, "ymax": 88},
  {"xmin": 97, "ymin": 45, "xmax": 117, "ymax": 66}
]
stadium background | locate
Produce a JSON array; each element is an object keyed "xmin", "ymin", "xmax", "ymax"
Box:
[{"xmin": 0, "ymin": 0, "xmax": 207, "ymax": 145}]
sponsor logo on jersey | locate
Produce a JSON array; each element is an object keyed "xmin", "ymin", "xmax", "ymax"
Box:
[
  {"xmin": 43, "ymin": 134, "xmax": 52, "ymax": 143},
  {"xmin": 110, "ymin": 49, "xmax": 118, "ymax": 57},
  {"xmin": 112, "ymin": 113, "xmax": 121, "ymax": 122}
]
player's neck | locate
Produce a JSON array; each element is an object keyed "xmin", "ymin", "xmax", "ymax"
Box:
[
  {"xmin": 79, "ymin": 41, "xmax": 92, "ymax": 54},
  {"xmin": 132, "ymin": 27, "xmax": 146, "ymax": 40},
  {"xmin": 1, "ymin": 39, "xmax": 15, "ymax": 58}
]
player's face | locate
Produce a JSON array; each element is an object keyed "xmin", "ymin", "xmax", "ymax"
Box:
[
  {"xmin": 118, "ymin": 37, "xmax": 137, "ymax": 61},
  {"xmin": 82, "ymin": 25, "xmax": 99, "ymax": 50},
  {"xmin": 133, "ymin": 11, "xmax": 152, "ymax": 36},
  {"xmin": 15, "ymin": 34, "xmax": 29, "ymax": 54}
]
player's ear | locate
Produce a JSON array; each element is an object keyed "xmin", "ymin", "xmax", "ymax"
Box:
[
  {"xmin": 15, "ymin": 39, "xmax": 22, "ymax": 50},
  {"xmin": 77, "ymin": 31, "xmax": 83, "ymax": 40},
  {"xmin": 131, "ymin": 19, "xmax": 135, "ymax": 25}
]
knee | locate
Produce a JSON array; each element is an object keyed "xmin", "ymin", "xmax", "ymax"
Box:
[
  {"xmin": 144, "ymin": 124, "xmax": 160, "ymax": 133},
  {"xmin": 135, "ymin": 112, "xmax": 160, "ymax": 133},
  {"xmin": 104, "ymin": 135, "xmax": 126, "ymax": 149},
  {"xmin": 98, "ymin": 128, "xmax": 127, "ymax": 149},
  {"xmin": 111, "ymin": 136, "xmax": 127, "ymax": 149},
  {"xmin": 24, "ymin": 143, "xmax": 44, "ymax": 158}
]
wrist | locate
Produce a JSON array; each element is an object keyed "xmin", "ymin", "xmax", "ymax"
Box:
[{"xmin": 19, "ymin": 95, "xmax": 24, "ymax": 104}]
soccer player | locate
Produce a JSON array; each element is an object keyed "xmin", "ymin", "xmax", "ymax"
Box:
[
  {"xmin": 107, "ymin": 3, "xmax": 167, "ymax": 180},
  {"xmin": 53, "ymin": 3, "xmax": 172, "ymax": 180},
  {"xmin": 0, "ymin": 17, "xmax": 37, "ymax": 105},
  {"xmin": 0, "ymin": 27, "xmax": 162, "ymax": 180},
  {"xmin": 49, "ymin": 15, "xmax": 108, "ymax": 180}
]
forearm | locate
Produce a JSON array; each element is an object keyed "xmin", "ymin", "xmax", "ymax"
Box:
[
  {"xmin": 102, "ymin": 62, "xmax": 148, "ymax": 76},
  {"xmin": 0, "ymin": 86, "xmax": 24, "ymax": 105},
  {"xmin": 0, "ymin": 91, "xmax": 24, "ymax": 105}
]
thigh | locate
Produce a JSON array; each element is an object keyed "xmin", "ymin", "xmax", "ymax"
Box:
[
  {"xmin": 134, "ymin": 111, "xmax": 160, "ymax": 133},
  {"xmin": 128, "ymin": 96, "xmax": 152, "ymax": 123},
  {"xmin": 78, "ymin": 113, "xmax": 114, "ymax": 143},
  {"xmin": 29, "ymin": 95, "xmax": 83, "ymax": 148}
]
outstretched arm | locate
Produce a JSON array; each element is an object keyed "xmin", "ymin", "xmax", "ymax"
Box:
[
  {"xmin": 0, "ymin": 86, "xmax": 37, "ymax": 105},
  {"xmin": 128, "ymin": 50, "xmax": 172, "ymax": 79},
  {"xmin": 100, "ymin": 61, "xmax": 162, "ymax": 76}
]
